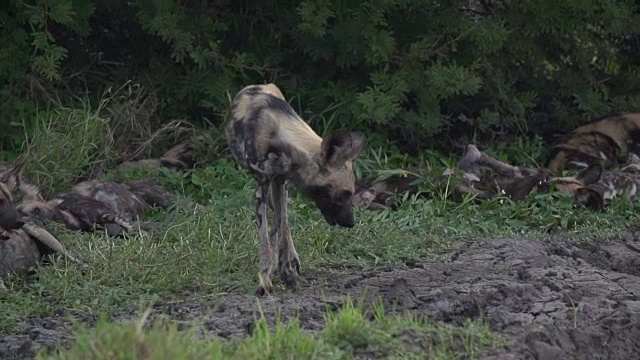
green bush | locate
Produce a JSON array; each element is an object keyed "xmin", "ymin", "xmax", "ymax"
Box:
[{"xmin": 1, "ymin": 1, "xmax": 638, "ymax": 157}]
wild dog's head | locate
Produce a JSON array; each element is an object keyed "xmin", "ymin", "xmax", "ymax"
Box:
[
  {"xmin": 15, "ymin": 180, "xmax": 59, "ymax": 223},
  {"xmin": 540, "ymin": 164, "xmax": 608, "ymax": 211},
  {"xmin": 303, "ymin": 130, "xmax": 366, "ymax": 227},
  {"xmin": 550, "ymin": 164, "xmax": 603, "ymax": 196},
  {"xmin": 0, "ymin": 166, "xmax": 25, "ymax": 230}
]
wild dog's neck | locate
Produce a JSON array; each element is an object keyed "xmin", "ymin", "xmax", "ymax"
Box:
[
  {"xmin": 287, "ymin": 151, "xmax": 322, "ymax": 192},
  {"xmin": 277, "ymin": 121, "xmax": 323, "ymax": 156},
  {"xmin": 275, "ymin": 121, "xmax": 323, "ymax": 189}
]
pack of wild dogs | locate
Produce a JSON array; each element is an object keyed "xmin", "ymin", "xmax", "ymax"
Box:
[{"xmin": 2, "ymin": 82, "xmax": 640, "ymax": 296}]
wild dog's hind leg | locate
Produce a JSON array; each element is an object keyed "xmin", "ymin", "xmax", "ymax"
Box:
[
  {"xmin": 98, "ymin": 214, "xmax": 136, "ymax": 234},
  {"xmin": 256, "ymin": 179, "xmax": 275, "ymax": 296},
  {"xmin": 272, "ymin": 179, "xmax": 300, "ymax": 288},
  {"xmin": 459, "ymin": 145, "xmax": 526, "ymax": 177}
]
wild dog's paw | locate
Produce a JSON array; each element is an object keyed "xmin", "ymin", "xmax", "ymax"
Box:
[
  {"xmin": 279, "ymin": 253, "xmax": 301, "ymax": 288},
  {"xmin": 256, "ymin": 273, "xmax": 274, "ymax": 296}
]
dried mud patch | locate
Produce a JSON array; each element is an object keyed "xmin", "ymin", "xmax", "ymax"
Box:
[{"xmin": 4, "ymin": 232, "xmax": 640, "ymax": 359}]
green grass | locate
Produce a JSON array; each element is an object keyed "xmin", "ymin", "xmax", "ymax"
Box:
[
  {"xmin": 1, "ymin": 155, "xmax": 637, "ymax": 334},
  {"xmin": 39, "ymin": 298, "xmax": 501, "ymax": 360}
]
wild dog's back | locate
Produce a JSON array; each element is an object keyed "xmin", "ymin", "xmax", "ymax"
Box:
[
  {"xmin": 548, "ymin": 112, "xmax": 640, "ymax": 174},
  {"xmin": 225, "ymin": 84, "xmax": 321, "ymax": 174}
]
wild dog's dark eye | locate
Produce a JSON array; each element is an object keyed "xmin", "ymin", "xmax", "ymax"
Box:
[{"xmin": 34, "ymin": 208, "xmax": 41, "ymax": 214}]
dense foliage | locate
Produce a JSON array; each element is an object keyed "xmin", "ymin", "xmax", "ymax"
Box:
[{"xmin": 1, "ymin": 0, "xmax": 638, "ymax": 158}]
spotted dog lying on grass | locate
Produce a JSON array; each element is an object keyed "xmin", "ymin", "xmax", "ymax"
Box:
[
  {"xmin": 572, "ymin": 154, "xmax": 640, "ymax": 211},
  {"xmin": 353, "ymin": 145, "xmax": 553, "ymax": 210},
  {"xmin": 0, "ymin": 219, "xmax": 86, "ymax": 292},
  {"xmin": 0, "ymin": 166, "xmax": 85, "ymax": 292},
  {"xmin": 355, "ymin": 143, "xmax": 640, "ymax": 212},
  {"xmin": 547, "ymin": 112, "xmax": 640, "ymax": 175},
  {"xmin": 16, "ymin": 178, "xmax": 177, "ymax": 237},
  {"xmin": 0, "ymin": 165, "xmax": 26, "ymax": 237},
  {"xmin": 115, "ymin": 142, "xmax": 196, "ymax": 174}
]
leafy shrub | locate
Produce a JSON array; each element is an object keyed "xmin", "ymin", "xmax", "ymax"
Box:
[{"xmin": 1, "ymin": 1, "xmax": 638, "ymax": 158}]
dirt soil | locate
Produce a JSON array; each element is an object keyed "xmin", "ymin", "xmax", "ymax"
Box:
[{"xmin": 4, "ymin": 231, "xmax": 640, "ymax": 360}]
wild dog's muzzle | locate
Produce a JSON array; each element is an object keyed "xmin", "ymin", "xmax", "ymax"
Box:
[{"xmin": 318, "ymin": 202, "xmax": 356, "ymax": 228}]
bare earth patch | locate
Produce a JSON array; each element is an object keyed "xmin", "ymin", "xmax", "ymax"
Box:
[{"xmin": 4, "ymin": 230, "xmax": 640, "ymax": 359}]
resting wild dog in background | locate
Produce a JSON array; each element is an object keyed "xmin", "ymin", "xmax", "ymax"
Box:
[
  {"xmin": 17, "ymin": 180, "xmax": 142, "ymax": 236},
  {"xmin": 547, "ymin": 112, "xmax": 640, "ymax": 175},
  {"xmin": 0, "ymin": 169, "xmax": 84, "ymax": 291},
  {"xmin": 0, "ymin": 166, "xmax": 25, "ymax": 234},
  {"xmin": 0, "ymin": 219, "xmax": 86, "ymax": 292},
  {"xmin": 455, "ymin": 146, "xmax": 617, "ymax": 210},
  {"xmin": 353, "ymin": 171, "xmax": 423, "ymax": 210},
  {"xmin": 570, "ymin": 154, "xmax": 640, "ymax": 211},
  {"xmin": 123, "ymin": 180, "xmax": 177, "ymax": 209},
  {"xmin": 226, "ymin": 83, "xmax": 366, "ymax": 296},
  {"xmin": 116, "ymin": 142, "xmax": 196, "ymax": 173},
  {"xmin": 353, "ymin": 145, "xmax": 551, "ymax": 210}
]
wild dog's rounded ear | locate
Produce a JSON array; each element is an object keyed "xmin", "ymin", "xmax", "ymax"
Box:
[
  {"xmin": 574, "ymin": 188, "xmax": 604, "ymax": 211},
  {"xmin": 0, "ymin": 163, "xmax": 23, "ymax": 193},
  {"xmin": 321, "ymin": 130, "xmax": 366, "ymax": 166},
  {"xmin": 575, "ymin": 164, "xmax": 603, "ymax": 186}
]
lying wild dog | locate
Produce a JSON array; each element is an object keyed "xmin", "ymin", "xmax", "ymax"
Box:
[
  {"xmin": 353, "ymin": 145, "xmax": 552, "ymax": 210},
  {"xmin": 0, "ymin": 169, "xmax": 84, "ymax": 291},
  {"xmin": 353, "ymin": 171, "xmax": 424, "ymax": 210},
  {"xmin": 17, "ymin": 180, "xmax": 142, "ymax": 236},
  {"xmin": 455, "ymin": 144, "xmax": 552, "ymax": 199},
  {"xmin": 0, "ymin": 218, "xmax": 85, "ymax": 292},
  {"xmin": 452, "ymin": 146, "xmax": 621, "ymax": 210},
  {"xmin": 0, "ymin": 165, "xmax": 26, "ymax": 235},
  {"xmin": 547, "ymin": 112, "xmax": 640, "ymax": 175},
  {"xmin": 226, "ymin": 83, "xmax": 366, "ymax": 296},
  {"xmin": 123, "ymin": 180, "xmax": 177, "ymax": 209},
  {"xmin": 571, "ymin": 161, "xmax": 640, "ymax": 211},
  {"xmin": 455, "ymin": 146, "xmax": 640, "ymax": 212},
  {"xmin": 116, "ymin": 142, "xmax": 195, "ymax": 173},
  {"xmin": 17, "ymin": 177, "xmax": 179, "ymax": 236}
]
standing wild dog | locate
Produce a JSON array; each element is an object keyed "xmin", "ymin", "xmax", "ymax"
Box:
[
  {"xmin": 548, "ymin": 112, "xmax": 640, "ymax": 175},
  {"xmin": 226, "ymin": 84, "xmax": 366, "ymax": 296}
]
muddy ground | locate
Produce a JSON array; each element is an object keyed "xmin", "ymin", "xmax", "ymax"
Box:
[{"xmin": 4, "ymin": 230, "xmax": 640, "ymax": 360}]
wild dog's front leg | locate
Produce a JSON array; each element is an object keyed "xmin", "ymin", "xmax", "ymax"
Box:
[
  {"xmin": 272, "ymin": 180, "xmax": 300, "ymax": 288},
  {"xmin": 256, "ymin": 180, "xmax": 275, "ymax": 296}
]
